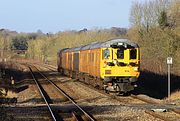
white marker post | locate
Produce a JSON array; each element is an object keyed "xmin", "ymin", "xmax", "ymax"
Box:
[{"xmin": 167, "ymin": 57, "xmax": 172, "ymax": 98}]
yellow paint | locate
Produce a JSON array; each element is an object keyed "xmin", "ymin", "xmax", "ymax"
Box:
[{"xmin": 100, "ymin": 48, "xmax": 140, "ymax": 79}]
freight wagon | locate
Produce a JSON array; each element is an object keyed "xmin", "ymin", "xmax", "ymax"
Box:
[{"xmin": 57, "ymin": 39, "xmax": 140, "ymax": 94}]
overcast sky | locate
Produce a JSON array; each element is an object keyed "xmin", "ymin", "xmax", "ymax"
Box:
[{"xmin": 0, "ymin": 0, "xmax": 145, "ymax": 33}]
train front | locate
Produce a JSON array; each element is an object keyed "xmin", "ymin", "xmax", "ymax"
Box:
[{"xmin": 100, "ymin": 40, "xmax": 140, "ymax": 94}]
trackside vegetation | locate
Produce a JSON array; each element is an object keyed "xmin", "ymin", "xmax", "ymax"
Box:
[
  {"xmin": 26, "ymin": 30, "xmax": 121, "ymax": 62},
  {"xmin": 128, "ymin": 0, "xmax": 180, "ymax": 75},
  {"xmin": 0, "ymin": 0, "xmax": 179, "ymax": 77}
]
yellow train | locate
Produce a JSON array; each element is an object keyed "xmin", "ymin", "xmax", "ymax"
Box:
[{"xmin": 57, "ymin": 39, "xmax": 140, "ymax": 94}]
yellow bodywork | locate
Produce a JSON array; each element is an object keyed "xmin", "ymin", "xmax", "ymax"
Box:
[{"xmin": 100, "ymin": 48, "xmax": 140, "ymax": 79}]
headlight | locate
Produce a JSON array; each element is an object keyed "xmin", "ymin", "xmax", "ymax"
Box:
[
  {"xmin": 113, "ymin": 60, "xmax": 118, "ymax": 65},
  {"xmin": 134, "ymin": 67, "xmax": 138, "ymax": 71}
]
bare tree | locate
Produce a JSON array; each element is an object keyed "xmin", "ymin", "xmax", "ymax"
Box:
[
  {"xmin": 129, "ymin": 1, "xmax": 143, "ymax": 28},
  {"xmin": 168, "ymin": 0, "xmax": 180, "ymax": 27},
  {"xmin": 130, "ymin": 0, "xmax": 172, "ymax": 30}
]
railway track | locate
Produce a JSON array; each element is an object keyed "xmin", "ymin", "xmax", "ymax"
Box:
[
  {"xmin": 78, "ymin": 81, "xmax": 180, "ymax": 121},
  {"xmin": 35, "ymin": 63, "xmax": 57, "ymax": 72},
  {"xmin": 145, "ymin": 110, "xmax": 178, "ymax": 121},
  {"xmin": 28, "ymin": 64, "xmax": 95, "ymax": 121},
  {"xmin": 131, "ymin": 94, "xmax": 180, "ymax": 120},
  {"xmin": 74, "ymin": 81, "xmax": 180, "ymax": 121},
  {"xmin": 30, "ymin": 63, "xmax": 180, "ymax": 121}
]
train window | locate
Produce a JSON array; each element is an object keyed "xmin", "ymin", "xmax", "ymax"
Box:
[
  {"xmin": 130, "ymin": 49, "xmax": 137, "ymax": 59},
  {"xmin": 104, "ymin": 49, "xmax": 110, "ymax": 59},
  {"xmin": 117, "ymin": 49, "xmax": 124, "ymax": 59}
]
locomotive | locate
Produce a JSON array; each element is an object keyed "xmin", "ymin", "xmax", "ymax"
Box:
[{"xmin": 57, "ymin": 39, "xmax": 140, "ymax": 94}]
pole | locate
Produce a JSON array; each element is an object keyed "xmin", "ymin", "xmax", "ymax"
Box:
[{"xmin": 168, "ymin": 64, "xmax": 170, "ymax": 98}]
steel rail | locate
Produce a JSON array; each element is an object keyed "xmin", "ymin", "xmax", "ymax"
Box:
[
  {"xmin": 35, "ymin": 62, "xmax": 57, "ymax": 72},
  {"xmin": 171, "ymin": 109, "xmax": 180, "ymax": 114},
  {"xmin": 31, "ymin": 63, "xmax": 180, "ymax": 121},
  {"xmin": 33, "ymin": 65, "xmax": 95, "ymax": 121},
  {"xmin": 40, "ymin": 64, "xmax": 180, "ymax": 116},
  {"xmin": 72, "ymin": 112, "xmax": 79, "ymax": 120},
  {"xmin": 130, "ymin": 94, "xmax": 158, "ymax": 104},
  {"xmin": 131, "ymin": 94, "xmax": 180, "ymax": 116},
  {"xmin": 44, "ymin": 64, "xmax": 57, "ymax": 70},
  {"xmin": 28, "ymin": 67, "xmax": 57, "ymax": 121},
  {"xmin": 145, "ymin": 110, "xmax": 174, "ymax": 121},
  {"xmin": 41, "ymin": 64, "xmax": 56, "ymax": 72}
]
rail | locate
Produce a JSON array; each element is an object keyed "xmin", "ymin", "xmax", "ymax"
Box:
[
  {"xmin": 31, "ymin": 65, "xmax": 95, "ymax": 121},
  {"xmin": 29, "ymin": 67, "xmax": 57, "ymax": 121},
  {"xmin": 33, "ymin": 63, "xmax": 180, "ymax": 121},
  {"xmin": 145, "ymin": 110, "xmax": 174, "ymax": 121}
]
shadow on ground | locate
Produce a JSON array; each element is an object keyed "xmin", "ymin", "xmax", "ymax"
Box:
[
  {"xmin": 2, "ymin": 62, "xmax": 180, "ymax": 100},
  {"xmin": 133, "ymin": 70, "xmax": 180, "ymax": 99}
]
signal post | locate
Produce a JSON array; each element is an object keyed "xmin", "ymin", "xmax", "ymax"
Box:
[{"xmin": 167, "ymin": 57, "xmax": 172, "ymax": 98}]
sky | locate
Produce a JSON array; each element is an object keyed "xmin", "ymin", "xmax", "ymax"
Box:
[{"xmin": 0, "ymin": 0, "xmax": 145, "ymax": 33}]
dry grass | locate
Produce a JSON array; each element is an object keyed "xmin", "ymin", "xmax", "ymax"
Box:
[
  {"xmin": 168, "ymin": 90, "xmax": 180, "ymax": 100},
  {"xmin": 163, "ymin": 90, "xmax": 180, "ymax": 102}
]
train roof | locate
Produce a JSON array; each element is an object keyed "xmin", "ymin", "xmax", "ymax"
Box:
[
  {"xmin": 80, "ymin": 41, "xmax": 102, "ymax": 50},
  {"xmin": 61, "ymin": 39, "xmax": 139, "ymax": 52},
  {"xmin": 101, "ymin": 39, "xmax": 138, "ymax": 48},
  {"xmin": 58, "ymin": 48, "xmax": 69, "ymax": 54}
]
